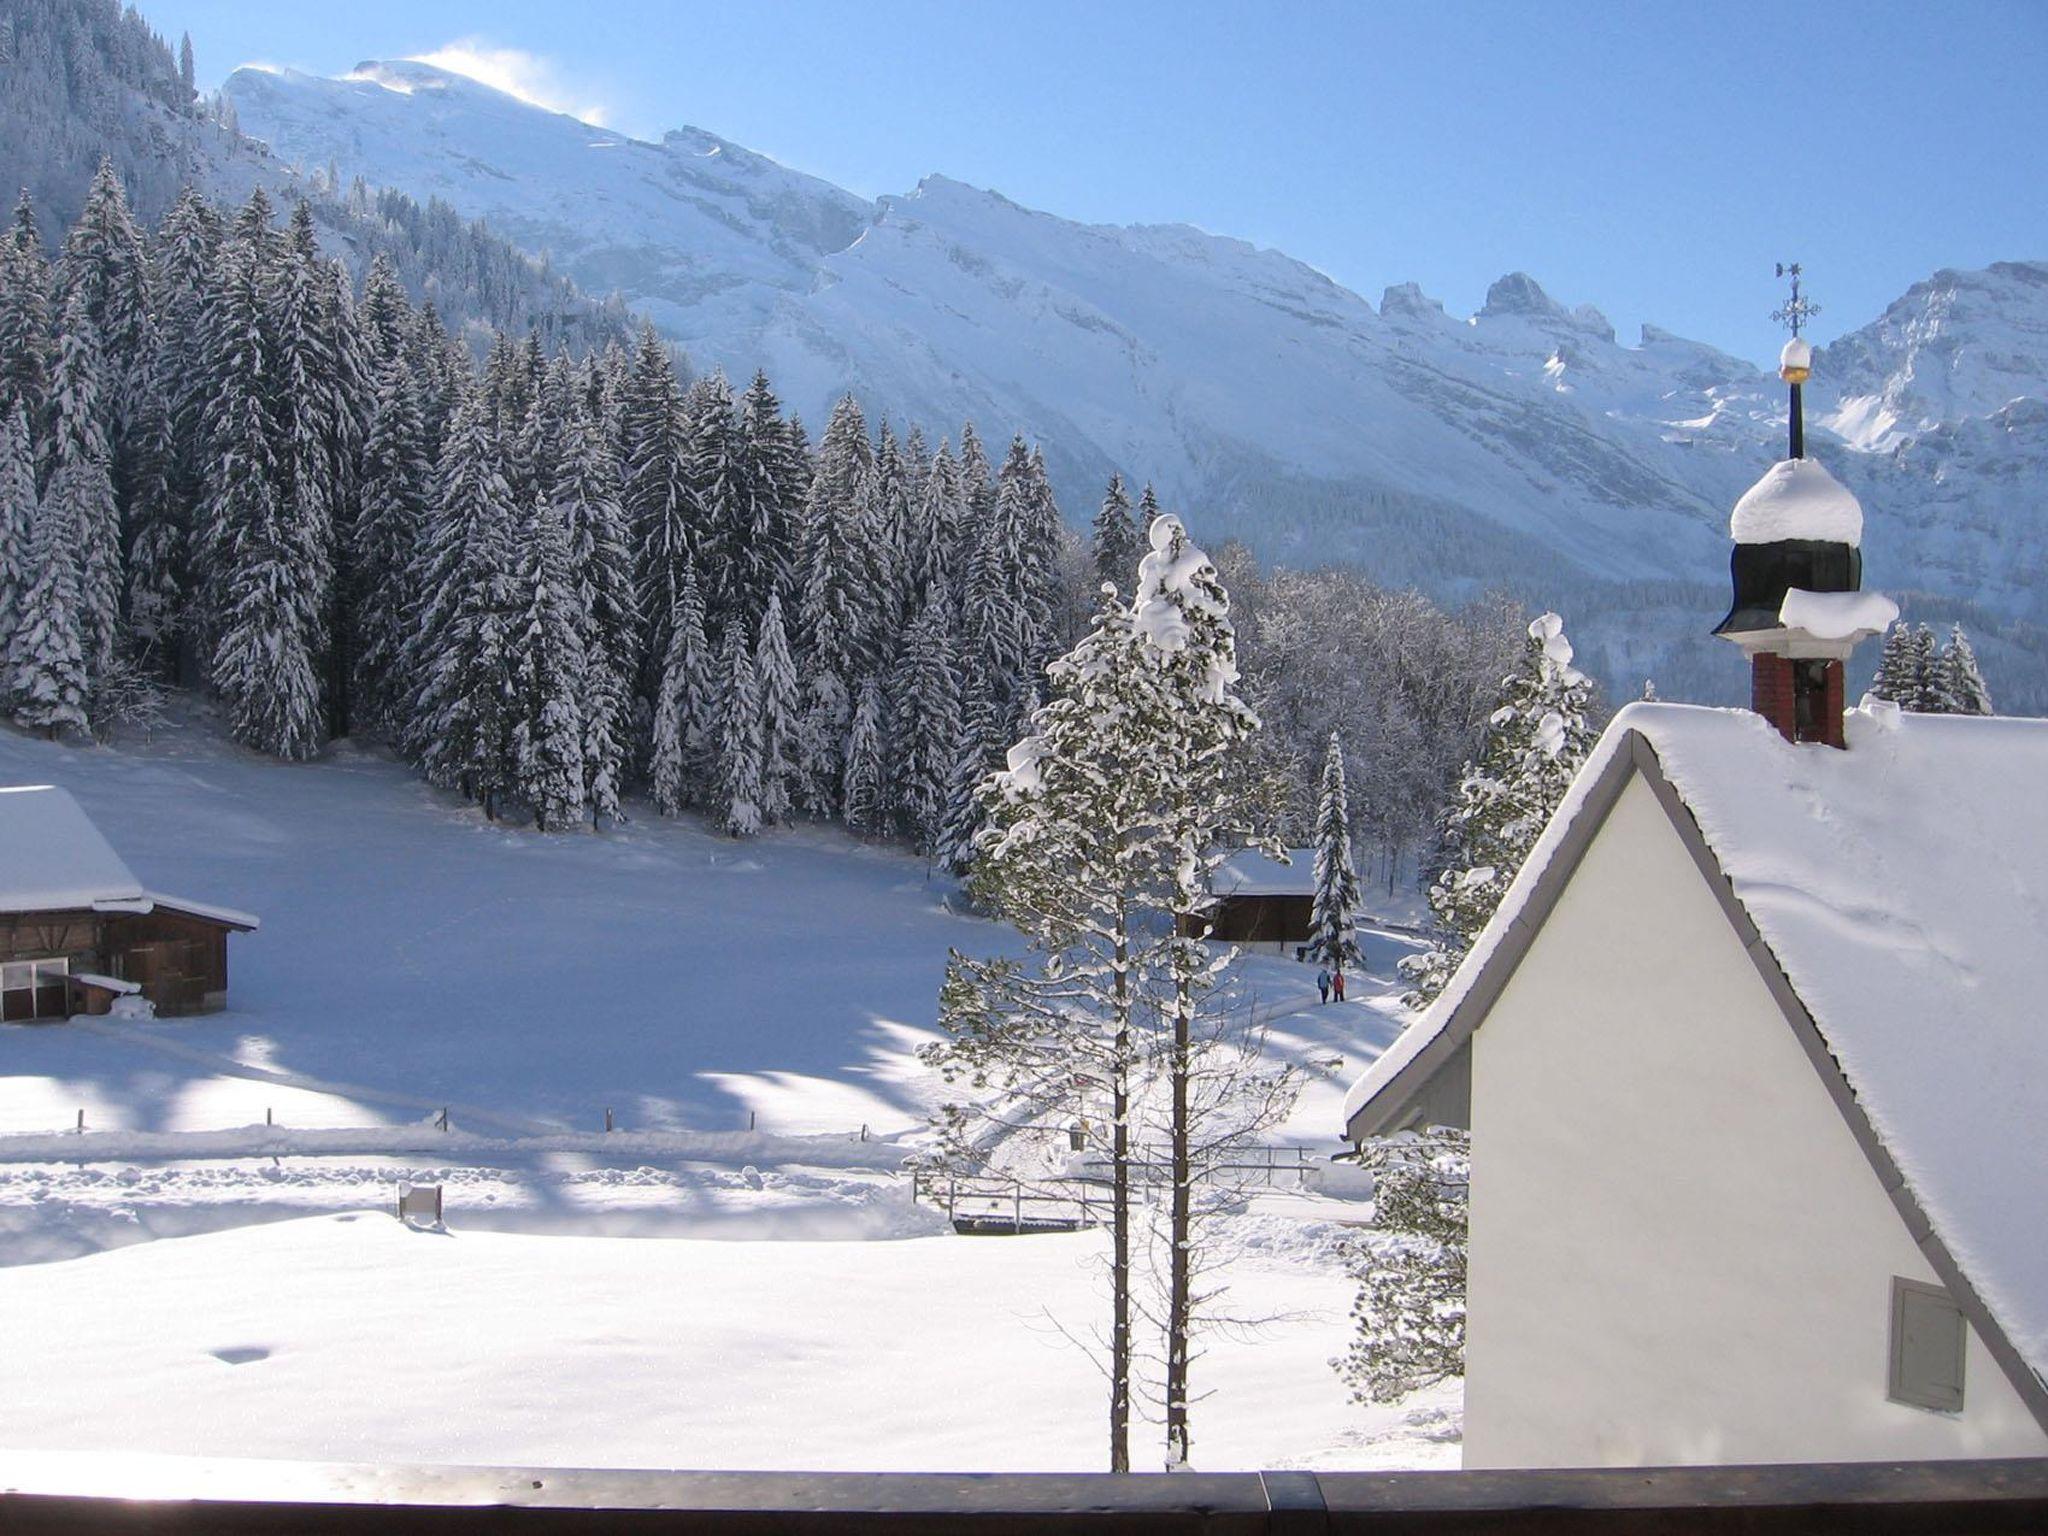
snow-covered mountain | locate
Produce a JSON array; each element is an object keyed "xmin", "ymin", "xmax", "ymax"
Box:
[{"xmin": 224, "ymin": 60, "xmax": 2048, "ymax": 705}]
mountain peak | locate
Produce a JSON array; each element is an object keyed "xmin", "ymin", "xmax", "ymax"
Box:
[{"xmin": 1481, "ymin": 271, "xmax": 1564, "ymax": 321}]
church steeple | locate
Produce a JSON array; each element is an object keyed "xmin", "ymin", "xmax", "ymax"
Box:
[{"xmin": 1714, "ymin": 265, "xmax": 1895, "ymax": 749}]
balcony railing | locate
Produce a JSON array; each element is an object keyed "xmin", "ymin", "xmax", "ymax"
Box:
[{"xmin": 1, "ymin": 1452, "xmax": 2045, "ymax": 1532}]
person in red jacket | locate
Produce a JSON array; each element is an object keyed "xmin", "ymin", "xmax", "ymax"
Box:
[{"xmin": 1332, "ymin": 970, "xmax": 1347, "ymax": 1002}]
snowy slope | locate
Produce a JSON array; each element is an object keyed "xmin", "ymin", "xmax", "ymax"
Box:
[{"xmin": 0, "ymin": 1214, "xmax": 1459, "ymax": 1471}]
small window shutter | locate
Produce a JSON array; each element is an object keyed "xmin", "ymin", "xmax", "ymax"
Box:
[{"xmin": 1889, "ymin": 1277, "xmax": 1966, "ymax": 1413}]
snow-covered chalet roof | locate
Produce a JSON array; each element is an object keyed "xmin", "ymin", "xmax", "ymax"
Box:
[
  {"xmin": 1730, "ymin": 456, "xmax": 1864, "ymax": 545},
  {"xmin": 1210, "ymin": 849, "xmax": 1314, "ymax": 898},
  {"xmin": 1345, "ymin": 701, "xmax": 2048, "ymax": 1391},
  {"xmin": 0, "ymin": 785, "xmax": 258, "ymax": 929}
]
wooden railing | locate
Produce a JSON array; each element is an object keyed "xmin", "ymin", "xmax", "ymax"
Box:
[{"xmin": 1, "ymin": 1453, "xmax": 2044, "ymax": 1531}]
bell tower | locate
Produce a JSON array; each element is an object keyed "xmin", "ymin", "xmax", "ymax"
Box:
[{"xmin": 1712, "ymin": 265, "xmax": 1895, "ymax": 747}]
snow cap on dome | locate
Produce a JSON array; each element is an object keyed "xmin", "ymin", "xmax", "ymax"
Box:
[
  {"xmin": 1780, "ymin": 336, "xmax": 1813, "ymax": 373},
  {"xmin": 1730, "ymin": 457, "xmax": 1863, "ymax": 545}
]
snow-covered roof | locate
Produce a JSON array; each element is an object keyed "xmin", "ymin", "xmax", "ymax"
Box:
[
  {"xmin": 1210, "ymin": 849, "xmax": 1314, "ymax": 898},
  {"xmin": 0, "ymin": 785, "xmax": 146, "ymax": 913},
  {"xmin": 0, "ymin": 785, "xmax": 258, "ymax": 929},
  {"xmin": 1778, "ymin": 587, "xmax": 1899, "ymax": 642},
  {"xmin": 71, "ymin": 972, "xmax": 141, "ymax": 996},
  {"xmin": 1730, "ymin": 457, "xmax": 1864, "ymax": 545},
  {"xmin": 1346, "ymin": 701, "xmax": 2048, "ymax": 1391}
]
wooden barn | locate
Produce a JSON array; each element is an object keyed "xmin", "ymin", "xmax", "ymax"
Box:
[
  {"xmin": 0, "ymin": 785, "xmax": 258, "ymax": 1022},
  {"xmin": 1183, "ymin": 849, "xmax": 1315, "ymax": 946}
]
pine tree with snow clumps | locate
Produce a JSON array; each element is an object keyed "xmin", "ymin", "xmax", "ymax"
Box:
[
  {"xmin": 8, "ymin": 458, "xmax": 89, "ymax": 737},
  {"xmin": 648, "ymin": 573, "xmax": 716, "ymax": 818},
  {"xmin": 712, "ymin": 624, "xmax": 765, "ymax": 838},
  {"xmin": 1941, "ymin": 625, "xmax": 1993, "ymax": 716},
  {"xmin": 752, "ymin": 591, "xmax": 801, "ymax": 825},
  {"xmin": 1091, "ymin": 474, "xmax": 1142, "ymax": 593},
  {"xmin": 0, "ymin": 405, "xmax": 33, "ymax": 651},
  {"xmin": 840, "ymin": 675, "xmax": 889, "ymax": 838},
  {"xmin": 1402, "ymin": 612, "xmax": 1596, "ymax": 1007},
  {"xmin": 1333, "ymin": 1129, "xmax": 1469, "ymax": 1406},
  {"xmin": 507, "ymin": 494, "xmax": 589, "ymax": 832},
  {"xmin": 1309, "ymin": 731, "xmax": 1365, "ymax": 974}
]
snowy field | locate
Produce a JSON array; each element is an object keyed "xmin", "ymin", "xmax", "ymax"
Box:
[{"xmin": 0, "ymin": 712, "xmax": 1452, "ymax": 1471}]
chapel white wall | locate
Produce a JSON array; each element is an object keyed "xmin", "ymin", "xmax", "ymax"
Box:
[{"xmin": 1462, "ymin": 772, "xmax": 2047, "ymax": 1468}]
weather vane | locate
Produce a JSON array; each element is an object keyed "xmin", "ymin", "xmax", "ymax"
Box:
[
  {"xmin": 1772, "ymin": 264, "xmax": 1818, "ymax": 459},
  {"xmin": 1771, "ymin": 262, "xmax": 1821, "ymax": 338}
]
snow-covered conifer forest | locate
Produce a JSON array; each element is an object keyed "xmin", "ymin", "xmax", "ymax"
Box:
[{"xmin": 0, "ymin": 159, "xmax": 1584, "ymax": 872}]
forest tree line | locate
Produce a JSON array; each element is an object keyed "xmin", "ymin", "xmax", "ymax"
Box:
[{"xmin": 0, "ymin": 161, "xmax": 1551, "ymax": 880}]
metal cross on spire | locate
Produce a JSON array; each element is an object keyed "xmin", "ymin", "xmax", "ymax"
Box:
[{"xmin": 1772, "ymin": 262, "xmax": 1821, "ymax": 338}]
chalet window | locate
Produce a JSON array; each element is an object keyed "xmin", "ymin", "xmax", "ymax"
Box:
[
  {"xmin": 1889, "ymin": 1276, "xmax": 1966, "ymax": 1412},
  {"xmin": 2, "ymin": 957, "xmax": 70, "ymax": 1022}
]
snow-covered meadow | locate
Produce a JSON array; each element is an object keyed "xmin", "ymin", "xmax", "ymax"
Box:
[{"xmin": 0, "ymin": 713, "xmax": 1445, "ymax": 1470}]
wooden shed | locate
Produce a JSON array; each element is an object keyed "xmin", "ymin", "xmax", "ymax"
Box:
[
  {"xmin": 1181, "ymin": 849, "xmax": 1315, "ymax": 945},
  {"xmin": 0, "ymin": 785, "xmax": 258, "ymax": 1021}
]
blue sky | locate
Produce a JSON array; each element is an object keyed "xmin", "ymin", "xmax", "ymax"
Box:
[{"xmin": 167, "ymin": 0, "xmax": 2047, "ymax": 362}]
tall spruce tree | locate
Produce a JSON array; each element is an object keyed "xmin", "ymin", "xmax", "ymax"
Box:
[
  {"xmin": 753, "ymin": 590, "xmax": 801, "ymax": 826},
  {"xmin": 1941, "ymin": 624, "xmax": 1994, "ymax": 716},
  {"xmin": 44, "ymin": 290, "xmax": 120, "ymax": 684},
  {"xmin": 351, "ymin": 355, "xmax": 431, "ymax": 732},
  {"xmin": 619, "ymin": 325, "xmax": 693, "ymax": 676},
  {"xmin": 554, "ymin": 380, "xmax": 640, "ymax": 824},
  {"xmin": 1309, "ymin": 731, "xmax": 1365, "ymax": 974},
  {"xmin": 1091, "ymin": 473, "xmax": 1141, "ymax": 592},
  {"xmin": 1401, "ymin": 613, "xmax": 1597, "ymax": 1005},
  {"xmin": 841, "ymin": 675, "xmax": 889, "ymax": 837},
  {"xmin": 648, "ymin": 571, "xmax": 716, "ymax": 817},
  {"xmin": 889, "ymin": 598, "xmax": 963, "ymax": 855},
  {"xmin": 0, "ymin": 195, "xmax": 52, "ymax": 438},
  {"xmin": 0, "ymin": 405, "xmax": 32, "ymax": 650},
  {"xmin": 414, "ymin": 391, "xmax": 520, "ymax": 811},
  {"xmin": 8, "ymin": 473, "xmax": 89, "ymax": 737},
  {"xmin": 508, "ymin": 493, "xmax": 589, "ymax": 832},
  {"xmin": 1870, "ymin": 622, "xmax": 1916, "ymax": 705},
  {"xmin": 712, "ymin": 624, "xmax": 765, "ymax": 839}
]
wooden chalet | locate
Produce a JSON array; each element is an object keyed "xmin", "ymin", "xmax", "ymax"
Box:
[
  {"xmin": 0, "ymin": 785, "xmax": 257, "ymax": 1022},
  {"xmin": 1183, "ymin": 849, "xmax": 1315, "ymax": 945}
]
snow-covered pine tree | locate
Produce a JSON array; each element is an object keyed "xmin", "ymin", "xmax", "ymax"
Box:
[
  {"xmin": 44, "ymin": 289, "xmax": 120, "ymax": 684},
  {"xmin": 269, "ymin": 203, "xmax": 342, "ymax": 716},
  {"xmin": 888, "ymin": 598, "xmax": 962, "ymax": 855},
  {"xmin": 870, "ymin": 420, "xmax": 915, "ymax": 642},
  {"xmin": 753, "ymin": 591, "xmax": 800, "ymax": 826},
  {"xmin": 206, "ymin": 291, "xmax": 321, "ymax": 762},
  {"xmin": 357, "ymin": 253, "xmax": 412, "ymax": 373},
  {"xmin": 712, "ymin": 623, "xmax": 765, "ymax": 839},
  {"xmin": 414, "ymin": 394, "xmax": 520, "ymax": 813},
  {"xmin": 1869, "ymin": 622, "xmax": 1917, "ymax": 706},
  {"xmin": 791, "ymin": 395, "xmax": 878, "ymax": 816},
  {"xmin": 682, "ymin": 371, "xmax": 747, "ymax": 637},
  {"xmin": 906, "ymin": 438, "xmax": 964, "ymax": 619},
  {"xmin": 1401, "ymin": 612, "xmax": 1597, "ymax": 1006},
  {"xmin": 1308, "ymin": 730, "xmax": 1365, "ymax": 974},
  {"xmin": 934, "ymin": 689, "xmax": 999, "ymax": 877},
  {"xmin": 8, "ymin": 467, "xmax": 89, "ymax": 737},
  {"xmin": 351, "ymin": 355, "xmax": 431, "ymax": 733},
  {"xmin": 124, "ymin": 187, "xmax": 219, "ymax": 679},
  {"xmin": 553, "ymin": 374, "xmax": 640, "ymax": 824},
  {"xmin": 0, "ymin": 405, "xmax": 32, "ymax": 650},
  {"xmin": 619, "ymin": 325, "xmax": 694, "ymax": 678},
  {"xmin": 55, "ymin": 158, "xmax": 153, "ymax": 508},
  {"xmin": 1091, "ymin": 473, "xmax": 1141, "ymax": 593},
  {"xmin": 507, "ymin": 490, "xmax": 588, "ymax": 832},
  {"xmin": 733, "ymin": 371, "xmax": 801, "ymax": 632},
  {"xmin": 648, "ymin": 571, "xmax": 717, "ymax": 817},
  {"xmin": 1020, "ymin": 443, "xmax": 1069, "ymax": 669},
  {"xmin": 1333, "ymin": 1129, "xmax": 1469, "ymax": 1405},
  {"xmin": 1135, "ymin": 483, "xmax": 1162, "ymax": 544},
  {"xmin": 841, "ymin": 674, "xmax": 889, "ymax": 837},
  {"xmin": 0, "ymin": 194, "xmax": 52, "ymax": 434},
  {"xmin": 1941, "ymin": 624, "xmax": 1994, "ymax": 717},
  {"xmin": 1909, "ymin": 622, "xmax": 1946, "ymax": 713}
]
